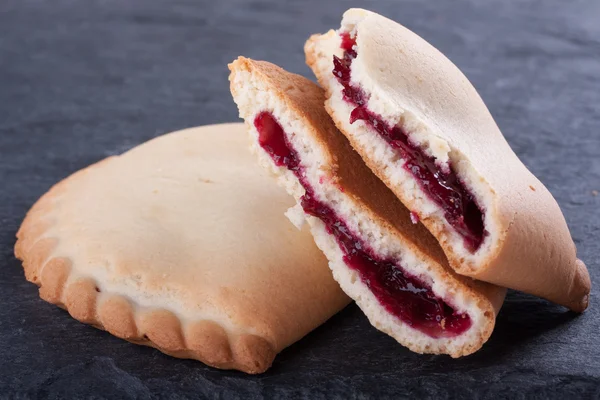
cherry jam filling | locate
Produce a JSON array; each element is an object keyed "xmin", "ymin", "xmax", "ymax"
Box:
[
  {"xmin": 333, "ymin": 33, "xmax": 486, "ymax": 252},
  {"xmin": 254, "ymin": 111, "xmax": 471, "ymax": 338}
]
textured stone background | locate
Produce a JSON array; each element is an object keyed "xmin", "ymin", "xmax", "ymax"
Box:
[{"xmin": 1, "ymin": 0, "xmax": 599, "ymax": 398}]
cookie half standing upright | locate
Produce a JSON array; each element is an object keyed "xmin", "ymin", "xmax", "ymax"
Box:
[
  {"xmin": 305, "ymin": 8, "xmax": 590, "ymax": 312},
  {"xmin": 15, "ymin": 123, "xmax": 349, "ymax": 374},
  {"xmin": 229, "ymin": 57, "xmax": 506, "ymax": 357}
]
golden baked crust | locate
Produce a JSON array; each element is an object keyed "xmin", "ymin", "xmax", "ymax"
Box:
[
  {"xmin": 229, "ymin": 57, "xmax": 507, "ymax": 357},
  {"xmin": 229, "ymin": 57, "xmax": 450, "ymax": 266},
  {"xmin": 15, "ymin": 123, "xmax": 349, "ymax": 373},
  {"xmin": 304, "ymin": 9, "xmax": 590, "ymax": 312}
]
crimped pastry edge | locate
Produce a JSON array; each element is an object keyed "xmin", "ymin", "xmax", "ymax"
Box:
[{"xmin": 14, "ymin": 161, "xmax": 276, "ymax": 374}]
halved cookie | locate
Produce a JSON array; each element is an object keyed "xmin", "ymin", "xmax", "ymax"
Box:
[
  {"xmin": 229, "ymin": 57, "xmax": 506, "ymax": 357},
  {"xmin": 14, "ymin": 123, "xmax": 349, "ymax": 374},
  {"xmin": 305, "ymin": 8, "xmax": 590, "ymax": 312}
]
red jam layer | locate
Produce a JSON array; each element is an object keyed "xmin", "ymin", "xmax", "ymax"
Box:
[
  {"xmin": 333, "ymin": 33, "xmax": 486, "ymax": 252},
  {"xmin": 254, "ymin": 111, "xmax": 471, "ymax": 338}
]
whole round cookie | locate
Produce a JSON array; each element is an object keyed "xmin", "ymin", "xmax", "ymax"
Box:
[{"xmin": 14, "ymin": 123, "xmax": 349, "ymax": 374}]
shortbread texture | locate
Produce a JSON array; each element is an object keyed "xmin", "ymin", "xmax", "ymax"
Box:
[
  {"xmin": 14, "ymin": 123, "xmax": 349, "ymax": 374},
  {"xmin": 229, "ymin": 57, "xmax": 506, "ymax": 357},
  {"xmin": 305, "ymin": 8, "xmax": 590, "ymax": 312}
]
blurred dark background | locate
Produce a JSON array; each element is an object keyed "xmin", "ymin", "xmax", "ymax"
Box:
[{"xmin": 1, "ymin": 0, "xmax": 599, "ymax": 398}]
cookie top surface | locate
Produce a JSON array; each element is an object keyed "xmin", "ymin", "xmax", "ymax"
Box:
[
  {"xmin": 304, "ymin": 9, "xmax": 590, "ymax": 312},
  {"xmin": 16, "ymin": 123, "xmax": 348, "ymax": 370}
]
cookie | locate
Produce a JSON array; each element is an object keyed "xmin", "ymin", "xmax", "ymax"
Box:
[
  {"xmin": 229, "ymin": 57, "xmax": 506, "ymax": 357},
  {"xmin": 14, "ymin": 123, "xmax": 349, "ymax": 373},
  {"xmin": 304, "ymin": 8, "xmax": 590, "ymax": 312}
]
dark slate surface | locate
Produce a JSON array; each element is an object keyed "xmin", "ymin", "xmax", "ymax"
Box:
[{"xmin": 1, "ymin": 0, "xmax": 599, "ymax": 398}]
